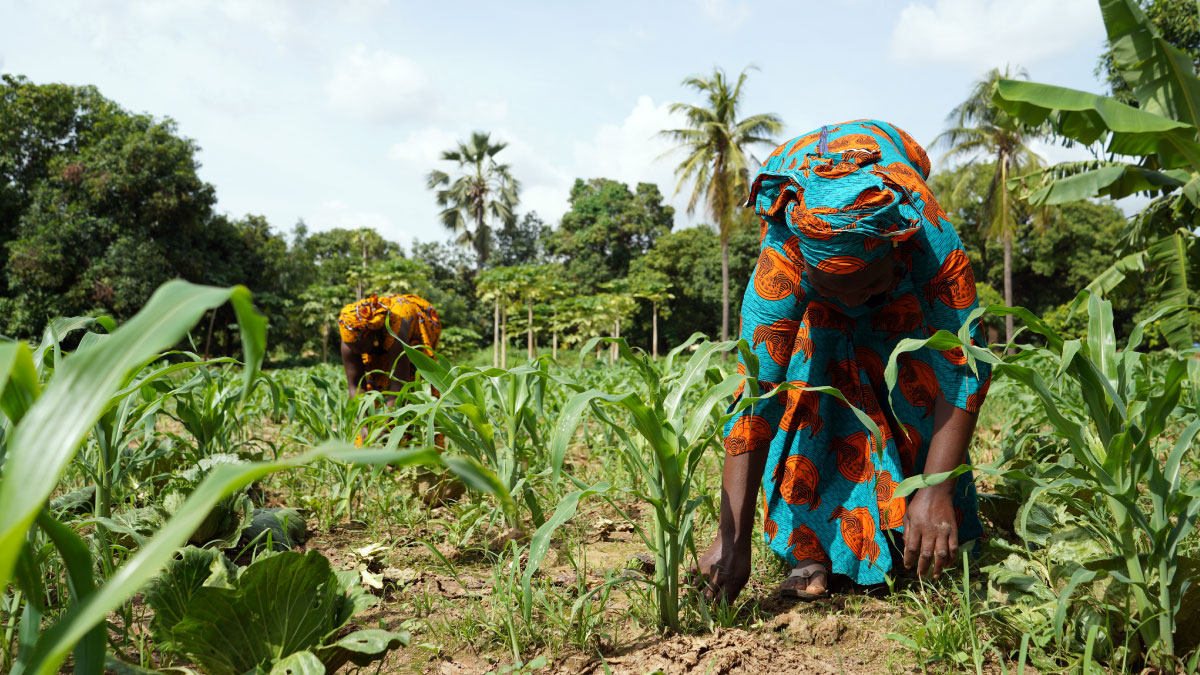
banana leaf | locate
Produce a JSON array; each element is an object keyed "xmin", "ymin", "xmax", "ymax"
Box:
[
  {"xmin": 992, "ymin": 79, "xmax": 1200, "ymax": 169},
  {"xmin": 1101, "ymin": 0, "xmax": 1200, "ymax": 128}
]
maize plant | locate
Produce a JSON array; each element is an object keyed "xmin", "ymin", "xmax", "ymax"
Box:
[
  {"xmin": 889, "ymin": 293, "xmax": 1200, "ymax": 668},
  {"xmin": 552, "ymin": 334, "xmax": 880, "ymax": 630},
  {"xmin": 0, "ymin": 281, "xmax": 500, "ymax": 674},
  {"xmin": 399, "ymin": 343, "xmax": 564, "ymax": 529}
]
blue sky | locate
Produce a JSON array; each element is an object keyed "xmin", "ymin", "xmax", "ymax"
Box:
[{"xmin": 1, "ymin": 0, "xmax": 1112, "ymax": 248}]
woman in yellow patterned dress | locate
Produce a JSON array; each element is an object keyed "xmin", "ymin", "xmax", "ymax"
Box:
[{"xmin": 337, "ymin": 293, "xmax": 442, "ymax": 402}]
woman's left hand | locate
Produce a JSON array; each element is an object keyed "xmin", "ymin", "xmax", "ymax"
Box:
[{"xmin": 902, "ymin": 487, "xmax": 958, "ymax": 579}]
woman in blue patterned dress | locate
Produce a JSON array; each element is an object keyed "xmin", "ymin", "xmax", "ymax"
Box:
[{"xmin": 699, "ymin": 120, "xmax": 991, "ymax": 601}]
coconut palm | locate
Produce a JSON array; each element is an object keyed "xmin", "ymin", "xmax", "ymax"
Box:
[
  {"xmin": 426, "ymin": 131, "xmax": 520, "ymax": 272},
  {"xmin": 660, "ymin": 66, "xmax": 782, "ymax": 342},
  {"xmin": 934, "ymin": 66, "xmax": 1048, "ymax": 346}
]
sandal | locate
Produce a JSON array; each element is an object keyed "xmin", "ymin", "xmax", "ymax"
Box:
[{"xmin": 780, "ymin": 560, "xmax": 831, "ymax": 601}]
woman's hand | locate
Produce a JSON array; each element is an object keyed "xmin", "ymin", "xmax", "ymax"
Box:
[
  {"xmin": 697, "ymin": 535, "xmax": 753, "ymax": 602},
  {"xmin": 903, "ymin": 396, "xmax": 977, "ymax": 579},
  {"xmin": 902, "ymin": 486, "xmax": 958, "ymax": 578},
  {"xmin": 697, "ymin": 446, "xmax": 769, "ymax": 602}
]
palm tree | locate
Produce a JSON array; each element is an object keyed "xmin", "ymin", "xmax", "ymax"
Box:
[
  {"xmin": 426, "ymin": 131, "xmax": 520, "ymax": 272},
  {"xmin": 660, "ymin": 66, "xmax": 782, "ymax": 342},
  {"xmin": 934, "ymin": 66, "xmax": 1048, "ymax": 346}
]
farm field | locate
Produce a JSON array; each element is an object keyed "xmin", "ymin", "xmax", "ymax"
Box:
[
  {"xmin": 4, "ymin": 1, "xmax": 1200, "ymax": 673},
  {"xmin": 1, "ymin": 282, "xmax": 1197, "ymax": 674}
]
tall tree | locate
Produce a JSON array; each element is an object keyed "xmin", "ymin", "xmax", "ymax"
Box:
[
  {"xmin": 546, "ymin": 178, "xmax": 674, "ymax": 292},
  {"xmin": 630, "ymin": 268, "xmax": 673, "ymax": 359},
  {"xmin": 426, "ymin": 131, "xmax": 520, "ymax": 272},
  {"xmin": 934, "ymin": 66, "xmax": 1048, "ymax": 346},
  {"xmin": 491, "ymin": 211, "xmax": 550, "ymax": 267},
  {"xmin": 660, "ymin": 66, "xmax": 782, "ymax": 342}
]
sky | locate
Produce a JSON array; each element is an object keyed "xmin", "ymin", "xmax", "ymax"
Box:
[{"xmin": 1, "ymin": 0, "xmax": 1115, "ymax": 249}]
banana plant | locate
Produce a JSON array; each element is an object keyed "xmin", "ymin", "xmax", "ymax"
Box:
[
  {"xmin": 889, "ymin": 294, "xmax": 1200, "ymax": 666},
  {"xmin": 992, "ymin": 0, "xmax": 1198, "ymax": 350}
]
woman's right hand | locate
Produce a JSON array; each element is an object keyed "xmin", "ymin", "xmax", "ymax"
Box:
[{"xmin": 697, "ymin": 534, "xmax": 753, "ymax": 603}]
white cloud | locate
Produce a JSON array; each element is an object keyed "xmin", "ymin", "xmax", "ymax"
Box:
[
  {"xmin": 387, "ymin": 127, "xmax": 462, "ymax": 165},
  {"xmin": 310, "ymin": 199, "xmax": 406, "ymax": 244},
  {"xmin": 697, "ymin": 0, "xmax": 752, "ymax": 31},
  {"xmin": 889, "ymin": 0, "xmax": 1104, "ymax": 71},
  {"xmin": 571, "ymin": 95, "xmax": 699, "ymax": 224},
  {"xmin": 325, "ymin": 45, "xmax": 435, "ymax": 122}
]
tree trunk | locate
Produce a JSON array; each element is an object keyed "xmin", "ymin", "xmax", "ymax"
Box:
[
  {"xmin": 553, "ymin": 330, "xmax": 558, "ymax": 361},
  {"xmin": 321, "ymin": 322, "xmax": 329, "ymax": 363},
  {"xmin": 501, "ymin": 304, "xmax": 508, "ymax": 369},
  {"xmin": 1003, "ymin": 231, "xmax": 1014, "ymax": 349},
  {"xmin": 611, "ymin": 319, "xmax": 619, "ymax": 365},
  {"xmin": 358, "ymin": 234, "xmax": 366, "ymax": 300},
  {"xmin": 652, "ymin": 301, "xmax": 659, "ymax": 360},
  {"xmin": 527, "ymin": 299, "xmax": 534, "ymax": 361},
  {"xmin": 493, "ymin": 297, "xmax": 501, "ymax": 368},
  {"xmin": 721, "ymin": 236, "xmax": 730, "ymax": 343}
]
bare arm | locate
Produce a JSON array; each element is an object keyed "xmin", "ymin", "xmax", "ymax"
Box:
[
  {"xmin": 340, "ymin": 341, "xmax": 365, "ymax": 398},
  {"xmin": 902, "ymin": 395, "xmax": 977, "ymax": 578}
]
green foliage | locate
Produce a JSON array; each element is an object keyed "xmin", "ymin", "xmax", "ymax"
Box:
[
  {"xmin": 546, "ymin": 178, "xmax": 674, "ymax": 292},
  {"xmin": 1097, "ymin": 0, "xmax": 1200, "ymax": 105},
  {"xmin": 889, "ymin": 293, "xmax": 1200, "ymax": 666},
  {"xmin": 551, "ymin": 334, "xmax": 878, "ymax": 630},
  {"xmin": 146, "ymin": 548, "xmax": 407, "ymax": 674},
  {"xmin": 993, "ymin": 0, "xmax": 1200, "ymax": 349}
]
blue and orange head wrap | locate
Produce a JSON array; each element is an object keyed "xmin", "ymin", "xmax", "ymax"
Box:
[{"xmin": 747, "ymin": 120, "xmax": 949, "ymax": 274}]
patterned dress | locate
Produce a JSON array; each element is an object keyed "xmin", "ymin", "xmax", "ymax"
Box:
[
  {"xmin": 723, "ymin": 120, "xmax": 991, "ymax": 585},
  {"xmin": 338, "ymin": 293, "xmax": 442, "ymax": 392}
]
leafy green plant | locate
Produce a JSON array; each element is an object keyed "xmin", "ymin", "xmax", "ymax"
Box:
[
  {"xmin": 890, "ymin": 293, "xmax": 1200, "ymax": 667},
  {"xmin": 551, "ymin": 334, "xmax": 879, "ymax": 630},
  {"xmin": 0, "ymin": 281, "xmax": 507, "ymax": 674},
  {"xmin": 400, "ymin": 344, "xmax": 559, "ymax": 529},
  {"xmin": 143, "ymin": 547, "xmax": 406, "ymax": 674},
  {"xmin": 992, "ymin": 0, "xmax": 1199, "ymax": 351}
]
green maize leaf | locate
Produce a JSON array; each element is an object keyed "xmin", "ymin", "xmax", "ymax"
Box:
[
  {"xmin": 664, "ymin": 339, "xmax": 740, "ymax": 423},
  {"xmin": 0, "ymin": 341, "xmax": 39, "ymax": 425},
  {"xmin": 681, "ymin": 372, "xmax": 747, "ymax": 448},
  {"xmin": 31, "ymin": 316, "xmax": 113, "ymax": 374},
  {"xmin": 520, "ymin": 482, "xmax": 611, "ymax": 624},
  {"xmin": 0, "ymin": 281, "xmax": 266, "ymax": 595},
  {"xmin": 661, "ymin": 332, "xmax": 708, "ymax": 374},
  {"xmin": 31, "ymin": 511, "xmax": 104, "ymax": 675},
  {"xmin": 1087, "ymin": 294, "xmax": 1118, "ymax": 387},
  {"xmin": 1101, "ymin": 0, "xmax": 1200, "ymax": 129},
  {"xmin": 440, "ymin": 454, "xmax": 517, "ymax": 523},
  {"xmin": 19, "ymin": 444, "xmax": 441, "ymax": 675},
  {"xmin": 991, "ymin": 79, "xmax": 1200, "ymax": 169}
]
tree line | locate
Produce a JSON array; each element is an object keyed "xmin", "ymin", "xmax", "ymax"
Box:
[{"xmin": 0, "ymin": 57, "xmax": 1165, "ymax": 364}]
